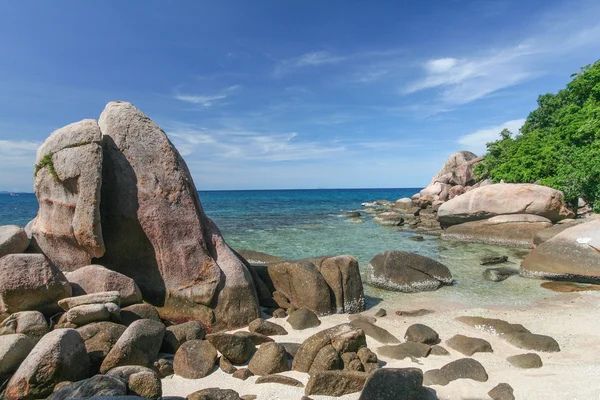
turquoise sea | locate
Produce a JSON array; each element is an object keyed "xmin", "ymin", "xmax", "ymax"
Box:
[{"xmin": 0, "ymin": 189, "xmax": 548, "ymax": 308}]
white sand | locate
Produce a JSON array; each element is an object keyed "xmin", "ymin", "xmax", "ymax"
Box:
[{"xmin": 162, "ymin": 290, "xmax": 600, "ymax": 400}]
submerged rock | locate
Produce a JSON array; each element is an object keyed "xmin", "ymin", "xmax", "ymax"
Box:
[
  {"xmin": 365, "ymin": 250, "xmax": 453, "ymax": 293},
  {"xmin": 484, "ymin": 267, "xmax": 519, "ymax": 282},
  {"xmin": 480, "ymin": 255, "xmax": 509, "ymax": 265}
]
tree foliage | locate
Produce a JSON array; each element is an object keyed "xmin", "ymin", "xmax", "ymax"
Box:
[{"xmin": 476, "ymin": 60, "xmax": 600, "ymax": 212}]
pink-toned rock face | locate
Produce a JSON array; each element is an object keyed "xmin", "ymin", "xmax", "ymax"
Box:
[
  {"xmin": 429, "ymin": 151, "xmax": 481, "ymax": 187},
  {"xmin": 521, "ymin": 219, "xmax": 600, "ymax": 282},
  {"xmin": 97, "ymin": 101, "xmax": 259, "ymax": 329},
  {"xmin": 0, "ymin": 254, "xmax": 71, "ymax": 314},
  {"xmin": 31, "ymin": 119, "xmax": 105, "ymax": 271},
  {"xmin": 437, "ymin": 183, "xmax": 571, "ymax": 226}
]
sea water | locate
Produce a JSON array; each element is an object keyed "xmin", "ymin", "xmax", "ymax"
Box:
[{"xmin": 0, "ymin": 189, "xmax": 551, "ymax": 309}]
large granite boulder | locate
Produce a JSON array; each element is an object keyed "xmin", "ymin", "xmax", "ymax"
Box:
[
  {"xmin": 521, "ymin": 219, "xmax": 600, "ymax": 283},
  {"xmin": 0, "ymin": 254, "xmax": 71, "ymax": 314},
  {"xmin": 437, "ymin": 183, "xmax": 571, "ymax": 226},
  {"xmin": 97, "ymin": 101, "xmax": 259, "ymax": 329},
  {"xmin": 359, "ymin": 368, "xmax": 436, "ymax": 400},
  {"xmin": 0, "ymin": 334, "xmax": 35, "ymax": 379},
  {"xmin": 4, "ymin": 328, "xmax": 90, "ymax": 400},
  {"xmin": 429, "ymin": 151, "xmax": 481, "ymax": 187},
  {"xmin": 0, "ymin": 311, "xmax": 49, "ymax": 340},
  {"xmin": 31, "ymin": 119, "xmax": 105, "ymax": 271},
  {"xmin": 0, "ymin": 225, "xmax": 30, "ymax": 258},
  {"xmin": 266, "ymin": 255, "xmax": 365, "ymax": 316},
  {"xmin": 441, "ymin": 214, "xmax": 553, "ymax": 248},
  {"xmin": 77, "ymin": 321, "xmax": 127, "ymax": 373},
  {"xmin": 65, "ymin": 265, "xmax": 142, "ymax": 306},
  {"xmin": 365, "ymin": 251, "xmax": 453, "ymax": 293}
]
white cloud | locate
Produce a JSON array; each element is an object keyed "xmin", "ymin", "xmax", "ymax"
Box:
[
  {"xmin": 0, "ymin": 140, "xmax": 40, "ymax": 191},
  {"xmin": 458, "ymin": 118, "xmax": 526, "ymax": 155},
  {"xmin": 166, "ymin": 126, "xmax": 345, "ymax": 162},
  {"xmin": 425, "ymin": 58, "xmax": 458, "ymax": 73},
  {"xmin": 174, "ymin": 85, "xmax": 241, "ymax": 107},
  {"xmin": 274, "ymin": 51, "xmax": 345, "ymax": 77}
]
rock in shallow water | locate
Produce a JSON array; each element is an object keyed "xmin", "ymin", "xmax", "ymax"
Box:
[
  {"xmin": 365, "ymin": 250, "xmax": 453, "ymax": 293},
  {"xmin": 484, "ymin": 267, "xmax": 519, "ymax": 282}
]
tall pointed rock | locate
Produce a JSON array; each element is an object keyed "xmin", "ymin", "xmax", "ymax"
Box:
[{"xmin": 97, "ymin": 101, "xmax": 259, "ymax": 329}]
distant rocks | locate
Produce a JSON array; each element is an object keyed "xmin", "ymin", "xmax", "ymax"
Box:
[{"xmin": 365, "ymin": 250, "xmax": 453, "ymax": 293}]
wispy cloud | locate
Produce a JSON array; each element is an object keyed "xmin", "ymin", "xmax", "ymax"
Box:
[
  {"xmin": 174, "ymin": 85, "xmax": 241, "ymax": 107},
  {"xmin": 405, "ymin": 1, "xmax": 600, "ymax": 106},
  {"xmin": 166, "ymin": 125, "xmax": 345, "ymax": 162},
  {"xmin": 457, "ymin": 118, "xmax": 525, "ymax": 155},
  {"xmin": 0, "ymin": 140, "xmax": 40, "ymax": 165},
  {"xmin": 274, "ymin": 51, "xmax": 345, "ymax": 77}
]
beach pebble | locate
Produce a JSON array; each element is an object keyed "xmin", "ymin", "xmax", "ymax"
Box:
[
  {"xmin": 446, "ymin": 334, "xmax": 493, "ymax": 356},
  {"xmin": 173, "ymin": 340, "xmax": 217, "ymax": 379},
  {"xmin": 248, "ymin": 342, "xmax": 289, "ymax": 376},
  {"xmin": 506, "ymin": 352, "xmax": 543, "ymax": 368},
  {"xmin": 305, "ymin": 370, "xmax": 368, "ymax": 396},
  {"xmin": 248, "ymin": 318, "xmax": 288, "ymax": 336},
  {"xmin": 374, "ymin": 308, "xmax": 387, "ymax": 317},
  {"xmin": 488, "ymin": 383, "xmax": 516, "ymax": 400},
  {"xmin": 483, "ymin": 267, "xmax": 519, "ymax": 282},
  {"xmin": 232, "ymin": 368, "xmax": 253, "ymax": 381},
  {"xmin": 404, "ymin": 324, "xmax": 440, "ymax": 345},
  {"xmin": 219, "ymin": 356, "xmax": 237, "ymax": 374},
  {"xmin": 287, "ymin": 308, "xmax": 321, "ymax": 330}
]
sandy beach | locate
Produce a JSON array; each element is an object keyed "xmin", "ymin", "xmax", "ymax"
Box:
[{"xmin": 162, "ymin": 288, "xmax": 600, "ymax": 400}]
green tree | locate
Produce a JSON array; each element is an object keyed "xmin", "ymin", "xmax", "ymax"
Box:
[{"xmin": 476, "ymin": 60, "xmax": 600, "ymax": 212}]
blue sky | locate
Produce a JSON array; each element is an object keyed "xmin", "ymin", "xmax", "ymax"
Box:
[{"xmin": 1, "ymin": 0, "xmax": 599, "ymax": 191}]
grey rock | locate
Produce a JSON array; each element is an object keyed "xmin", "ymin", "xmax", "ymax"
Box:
[
  {"xmin": 480, "ymin": 255, "xmax": 509, "ymax": 265},
  {"xmin": 0, "ymin": 334, "xmax": 35, "ymax": 378},
  {"xmin": 446, "ymin": 334, "xmax": 493, "ymax": 356},
  {"xmin": 0, "ymin": 311, "xmax": 49, "ymax": 340},
  {"xmin": 47, "ymin": 375, "xmax": 127, "ymax": 400},
  {"xmin": 219, "ymin": 356, "xmax": 237, "ymax": 374},
  {"xmin": 430, "ymin": 345, "xmax": 450, "ymax": 356},
  {"xmin": 248, "ymin": 342, "xmax": 289, "ymax": 376},
  {"xmin": 206, "ymin": 332, "xmax": 256, "ymax": 364},
  {"xmin": 306, "ymin": 371, "xmax": 368, "ymax": 396},
  {"xmin": 365, "ymin": 250, "xmax": 453, "ymax": 293},
  {"xmin": 173, "ymin": 339, "xmax": 217, "ymax": 379},
  {"xmin": 255, "ymin": 374, "xmax": 304, "ymax": 387},
  {"xmin": 77, "ymin": 321, "xmax": 127, "ymax": 374},
  {"xmin": 309, "ymin": 344, "xmax": 341, "ymax": 374},
  {"xmin": 187, "ymin": 388, "xmax": 242, "ymax": 400},
  {"xmin": 506, "ymin": 352, "xmax": 543, "ymax": 368},
  {"xmin": 292, "ymin": 324, "xmax": 359, "ymax": 373},
  {"xmin": 66, "ymin": 302, "xmax": 121, "ymax": 325},
  {"xmin": 105, "ymin": 365, "xmax": 162, "ymax": 400},
  {"xmin": 424, "ymin": 358, "xmax": 488, "ymax": 386},
  {"xmin": 488, "ymin": 383, "xmax": 515, "ymax": 400},
  {"xmin": 162, "ymin": 321, "xmax": 206, "ymax": 353},
  {"xmin": 233, "ymin": 330, "xmax": 274, "ymax": 346},
  {"xmin": 0, "ymin": 225, "xmax": 29, "ymax": 258},
  {"xmin": 100, "ymin": 319, "xmax": 165, "ymax": 373},
  {"xmin": 349, "ymin": 319, "xmax": 400, "ymax": 344},
  {"xmin": 120, "ymin": 303, "xmax": 161, "ymax": 325},
  {"xmin": 65, "ymin": 265, "xmax": 142, "ymax": 307},
  {"xmin": 504, "ymin": 332, "xmax": 560, "ymax": 352},
  {"xmin": 248, "ymin": 318, "xmax": 288, "ymax": 336},
  {"xmin": 483, "ymin": 267, "xmax": 519, "ymax": 282},
  {"xmin": 377, "ymin": 342, "xmax": 431, "ymax": 360},
  {"xmin": 359, "ymin": 368, "xmax": 436, "ymax": 400},
  {"xmin": 287, "ymin": 308, "xmax": 321, "ymax": 330},
  {"xmin": 374, "ymin": 308, "xmax": 387, "ymax": 318},
  {"xmin": 232, "ymin": 368, "xmax": 254, "ymax": 381},
  {"xmin": 4, "ymin": 328, "xmax": 90, "ymax": 400},
  {"xmin": 59, "ymin": 291, "xmax": 121, "ymax": 311},
  {"xmin": 404, "ymin": 324, "xmax": 440, "ymax": 345},
  {"xmin": 0, "ymin": 254, "xmax": 72, "ymax": 314}
]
